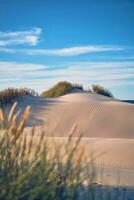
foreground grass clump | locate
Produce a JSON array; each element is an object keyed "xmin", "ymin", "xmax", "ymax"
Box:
[
  {"xmin": 0, "ymin": 103, "xmax": 95, "ymax": 200},
  {"xmin": 41, "ymin": 81, "xmax": 83, "ymax": 97},
  {"xmin": 0, "ymin": 103, "xmax": 132, "ymax": 200},
  {"xmin": 92, "ymin": 84, "xmax": 114, "ymax": 98},
  {"xmin": 0, "ymin": 88, "xmax": 37, "ymax": 105}
]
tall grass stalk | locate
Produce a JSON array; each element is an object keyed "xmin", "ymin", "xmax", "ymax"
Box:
[
  {"xmin": 0, "ymin": 103, "xmax": 130, "ymax": 200},
  {"xmin": 0, "ymin": 103, "xmax": 96, "ymax": 200}
]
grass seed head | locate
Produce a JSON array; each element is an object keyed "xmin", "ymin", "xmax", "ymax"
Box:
[
  {"xmin": 75, "ymin": 147, "xmax": 85, "ymax": 167},
  {"xmin": 68, "ymin": 123, "xmax": 77, "ymax": 138},
  {"xmin": 8, "ymin": 102, "xmax": 17, "ymax": 122},
  {"xmin": 23, "ymin": 106, "xmax": 31, "ymax": 121},
  {"xmin": 0, "ymin": 108, "xmax": 4, "ymax": 121}
]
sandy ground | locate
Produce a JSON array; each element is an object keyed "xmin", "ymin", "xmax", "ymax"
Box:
[{"xmin": 15, "ymin": 92, "xmax": 134, "ymax": 187}]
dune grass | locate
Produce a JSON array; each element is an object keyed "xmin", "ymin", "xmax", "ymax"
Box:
[
  {"xmin": 0, "ymin": 88, "xmax": 38, "ymax": 106},
  {"xmin": 0, "ymin": 103, "xmax": 132, "ymax": 199},
  {"xmin": 0, "ymin": 82, "xmax": 114, "ymax": 105},
  {"xmin": 41, "ymin": 81, "xmax": 114, "ymax": 98},
  {"xmin": 92, "ymin": 84, "xmax": 114, "ymax": 98},
  {"xmin": 0, "ymin": 103, "xmax": 96, "ymax": 200},
  {"xmin": 41, "ymin": 81, "xmax": 83, "ymax": 97}
]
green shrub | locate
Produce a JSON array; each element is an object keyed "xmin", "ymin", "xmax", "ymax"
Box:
[{"xmin": 92, "ymin": 85, "xmax": 114, "ymax": 98}]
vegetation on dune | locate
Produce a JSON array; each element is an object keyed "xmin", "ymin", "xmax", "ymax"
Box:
[
  {"xmin": 0, "ymin": 82, "xmax": 114, "ymax": 104},
  {"xmin": 71, "ymin": 83, "xmax": 83, "ymax": 91},
  {"xmin": 41, "ymin": 81, "xmax": 83, "ymax": 98},
  {"xmin": 92, "ymin": 84, "xmax": 114, "ymax": 98},
  {"xmin": 41, "ymin": 81, "xmax": 114, "ymax": 98},
  {"xmin": 0, "ymin": 88, "xmax": 38, "ymax": 106}
]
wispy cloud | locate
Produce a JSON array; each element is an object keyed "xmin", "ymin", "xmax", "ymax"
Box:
[
  {"xmin": 0, "ymin": 45, "xmax": 124, "ymax": 56},
  {"xmin": 26, "ymin": 45, "xmax": 123, "ymax": 56},
  {"xmin": 0, "ymin": 48, "xmax": 15, "ymax": 53},
  {"xmin": 0, "ymin": 60, "xmax": 134, "ymax": 94},
  {"xmin": 0, "ymin": 27, "xmax": 42, "ymax": 46}
]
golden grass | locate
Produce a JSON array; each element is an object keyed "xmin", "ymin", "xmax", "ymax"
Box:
[
  {"xmin": 0, "ymin": 102, "xmax": 131, "ymax": 200},
  {"xmin": 0, "ymin": 103, "xmax": 94, "ymax": 200},
  {"xmin": 41, "ymin": 81, "xmax": 83, "ymax": 97}
]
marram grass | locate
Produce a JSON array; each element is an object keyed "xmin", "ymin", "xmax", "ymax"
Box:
[
  {"xmin": 0, "ymin": 103, "xmax": 130, "ymax": 200},
  {"xmin": 0, "ymin": 102, "xmax": 96, "ymax": 200},
  {"xmin": 0, "ymin": 88, "xmax": 37, "ymax": 105}
]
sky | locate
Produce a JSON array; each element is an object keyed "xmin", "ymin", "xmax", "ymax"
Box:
[{"xmin": 0, "ymin": 0, "xmax": 134, "ymax": 99}]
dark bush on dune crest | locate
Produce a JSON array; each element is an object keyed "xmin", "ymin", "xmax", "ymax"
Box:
[
  {"xmin": 92, "ymin": 84, "xmax": 114, "ymax": 98},
  {"xmin": 41, "ymin": 81, "xmax": 83, "ymax": 98},
  {"xmin": 0, "ymin": 88, "xmax": 38, "ymax": 105}
]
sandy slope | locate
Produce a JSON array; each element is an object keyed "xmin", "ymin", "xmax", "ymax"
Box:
[
  {"xmin": 17, "ymin": 92, "xmax": 134, "ymax": 186},
  {"xmin": 19, "ymin": 92, "xmax": 134, "ymax": 138},
  {"xmin": 50, "ymin": 137, "xmax": 134, "ymax": 186}
]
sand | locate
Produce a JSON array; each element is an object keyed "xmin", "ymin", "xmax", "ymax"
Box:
[
  {"xmin": 16, "ymin": 92, "xmax": 134, "ymax": 186},
  {"xmin": 18, "ymin": 92, "xmax": 134, "ymax": 139}
]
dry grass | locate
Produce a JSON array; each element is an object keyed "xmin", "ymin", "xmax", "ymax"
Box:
[
  {"xmin": 0, "ymin": 102, "xmax": 95, "ymax": 200},
  {"xmin": 0, "ymin": 88, "xmax": 38, "ymax": 105},
  {"xmin": 0, "ymin": 103, "xmax": 132, "ymax": 200},
  {"xmin": 92, "ymin": 84, "xmax": 114, "ymax": 98},
  {"xmin": 41, "ymin": 81, "xmax": 83, "ymax": 97}
]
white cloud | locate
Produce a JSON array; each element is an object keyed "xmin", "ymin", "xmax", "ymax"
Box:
[
  {"xmin": 0, "ymin": 60, "xmax": 134, "ymax": 94},
  {"xmin": 0, "ymin": 48, "xmax": 15, "ymax": 53},
  {"xmin": 26, "ymin": 45, "xmax": 123, "ymax": 56},
  {"xmin": 24, "ymin": 36, "xmax": 38, "ymax": 46},
  {"xmin": 0, "ymin": 61, "xmax": 46, "ymax": 73},
  {"xmin": 0, "ymin": 27, "xmax": 42, "ymax": 46}
]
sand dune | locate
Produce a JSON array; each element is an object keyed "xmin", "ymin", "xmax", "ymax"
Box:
[
  {"xmin": 16, "ymin": 92, "xmax": 134, "ymax": 186},
  {"xmin": 42, "ymin": 137, "xmax": 134, "ymax": 186},
  {"xmin": 19, "ymin": 92, "xmax": 134, "ymax": 139}
]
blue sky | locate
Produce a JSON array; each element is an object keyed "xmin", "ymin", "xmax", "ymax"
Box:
[{"xmin": 0, "ymin": 0, "xmax": 134, "ymax": 99}]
